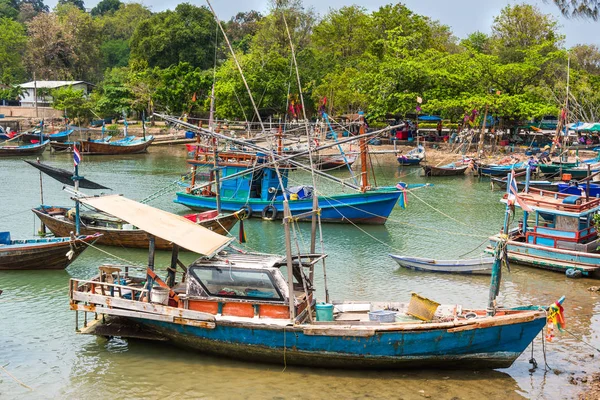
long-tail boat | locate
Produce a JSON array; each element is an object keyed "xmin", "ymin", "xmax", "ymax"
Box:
[
  {"xmin": 22, "ymin": 128, "xmax": 73, "ymax": 143},
  {"xmin": 69, "ymin": 194, "xmax": 550, "ymax": 369},
  {"xmin": 397, "ymin": 145, "xmax": 425, "ymax": 166},
  {"xmin": 0, "ymin": 231, "xmax": 100, "ymax": 270},
  {"xmin": 79, "ymin": 135, "xmax": 154, "ymax": 155},
  {"xmin": 487, "ymin": 169, "xmax": 600, "ymax": 277},
  {"xmin": 173, "ymin": 115, "xmax": 404, "ymax": 225},
  {"xmin": 422, "ymin": 159, "xmax": 472, "ymax": 176},
  {"xmin": 32, "ymin": 205, "xmax": 245, "ymax": 250},
  {"xmin": 0, "ymin": 140, "xmax": 49, "ymax": 157}
]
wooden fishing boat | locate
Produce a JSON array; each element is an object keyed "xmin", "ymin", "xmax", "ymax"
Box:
[
  {"xmin": 69, "ymin": 194, "xmax": 548, "ymax": 370},
  {"xmin": 22, "ymin": 129, "xmax": 73, "ymax": 143},
  {"xmin": 175, "ymin": 121, "xmax": 405, "ymax": 224},
  {"xmin": 422, "ymin": 162, "xmax": 469, "ymax": 176},
  {"xmin": 538, "ymin": 162, "xmax": 600, "ymax": 179},
  {"xmin": 0, "ymin": 231, "xmax": 100, "ymax": 270},
  {"xmin": 487, "ymin": 173, "xmax": 600, "ymax": 277},
  {"xmin": 32, "ymin": 205, "xmax": 245, "ymax": 250},
  {"xmin": 79, "ymin": 136, "xmax": 154, "ymax": 155},
  {"xmin": 490, "ymin": 177, "xmax": 559, "ymax": 192},
  {"xmin": 0, "ymin": 140, "xmax": 49, "ymax": 156},
  {"xmin": 478, "ymin": 163, "xmax": 526, "ymax": 177},
  {"xmin": 397, "ymin": 145, "xmax": 425, "ymax": 166},
  {"xmin": 24, "ymin": 160, "xmax": 111, "ymax": 190},
  {"xmin": 389, "ymin": 255, "xmax": 493, "ymax": 275},
  {"xmin": 315, "ymin": 154, "xmax": 357, "ymax": 170}
]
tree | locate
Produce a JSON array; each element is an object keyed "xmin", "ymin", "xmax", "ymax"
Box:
[
  {"xmin": 91, "ymin": 0, "xmax": 120, "ymax": 16},
  {"xmin": 226, "ymin": 11, "xmax": 263, "ymax": 53},
  {"xmin": 0, "ymin": 0, "xmax": 18, "ymax": 19},
  {"xmin": 100, "ymin": 3, "xmax": 151, "ymax": 41},
  {"xmin": 153, "ymin": 62, "xmax": 212, "ymax": 115},
  {"xmin": 57, "ymin": 0, "xmax": 84, "ymax": 11},
  {"xmin": 0, "ymin": 17, "xmax": 27, "ymax": 84},
  {"xmin": 25, "ymin": 5, "xmax": 102, "ymax": 81},
  {"xmin": 130, "ymin": 3, "xmax": 217, "ymax": 69},
  {"xmin": 51, "ymin": 86, "xmax": 94, "ymax": 121},
  {"xmin": 92, "ymin": 66, "xmax": 132, "ymax": 118},
  {"xmin": 491, "ymin": 4, "xmax": 561, "ymax": 63},
  {"xmin": 571, "ymin": 44, "xmax": 600, "ymax": 74}
]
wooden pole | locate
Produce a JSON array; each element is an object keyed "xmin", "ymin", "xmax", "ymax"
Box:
[
  {"xmin": 359, "ymin": 112, "xmax": 368, "ymax": 191},
  {"xmin": 146, "ymin": 235, "xmax": 156, "ymax": 301},
  {"xmin": 283, "ymin": 201, "xmax": 295, "ymax": 320},
  {"xmin": 34, "ymin": 73, "xmax": 38, "ymax": 119},
  {"xmin": 167, "ymin": 244, "xmax": 179, "ymax": 287},
  {"xmin": 37, "ymin": 157, "xmax": 46, "ymax": 235},
  {"xmin": 477, "ymin": 104, "xmax": 489, "ymax": 155}
]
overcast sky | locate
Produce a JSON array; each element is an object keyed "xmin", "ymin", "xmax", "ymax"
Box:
[{"xmin": 59, "ymin": 0, "xmax": 600, "ymax": 47}]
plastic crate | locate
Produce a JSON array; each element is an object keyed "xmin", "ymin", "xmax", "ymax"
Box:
[{"xmin": 407, "ymin": 292, "xmax": 440, "ymax": 321}]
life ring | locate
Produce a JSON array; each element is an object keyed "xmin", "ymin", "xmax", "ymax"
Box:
[
  {"xmin": 240, "ymin": 205, "xmax": 253, "ymax": 219},
  {"xmin": 261, "ymin": 205, "xmax": 278, "ymax": 221}
]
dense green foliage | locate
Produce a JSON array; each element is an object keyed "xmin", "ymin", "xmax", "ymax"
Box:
[{"xmin": 2, "ymin": 0, "xmax": 600, "ymax": 125}]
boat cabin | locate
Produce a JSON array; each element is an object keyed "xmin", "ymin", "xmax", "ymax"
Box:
[
  {"xmin": 505, "ymin": 190, "xmax": 600, "ymax": 252},
  {"xmin": 182, "ymin": 253, "xmax": 319, "ymax": 320},
  {"xmin": 188, "ymin": 152, "xmax": 298, "ymax": 202}
]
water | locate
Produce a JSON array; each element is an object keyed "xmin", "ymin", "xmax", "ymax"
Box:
[{"xmin": 1, "ymin": 148, "xmax": 599, "ymax": 399}]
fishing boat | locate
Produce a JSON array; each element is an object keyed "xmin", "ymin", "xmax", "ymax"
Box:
[
  {"xmin": 538, "ymin": 161, "xmax": 600, "ymax": 179},
  {"xmin": 172, "ymin": 116, "xmax": 404, "ymax": 225},
  {"xmin": 490, "ymin": 177, "xmax": 559, "ymax": 192},
  {"xmin": 0, "ymin": 231, "xmax": 100, "ymax": 270},
  {"xmin": 22, "ymin": 129, "xmax": 73, "ymax": 143},
  {"xmin": 397, "ymin": 145, "xmax": 425, "ymax": 166},
  {"xmin": 79, "ymin": 135, "xmax": 154, "ymax": 155},
  {"xmin": 49, "ymin": 137, "xmax": 111, "ymax": 153},
  {"xmin": 478, "ymin": 163, "xmax": 526, "ymax": 177},
  {"xmin": 69, "ymin": 194, "xmax": 549, "ymax": 369},
  {"xmin": 0, "ymin": 140, "xmax": 49, "ymax": 156},
  {"xmin": 389, "ymin": 255, "xmax": 493, "ymax": 275},
  {"xmin": 315, "ymin": 154, "xmax": 357, "ymax": 170},
  {"xmin": 422, "ymin": 159, "xmax": 472, "ymax": 177},
  {"xmin": 487, "ymin": 171, "xmax": 600, "ymax": 277},
  {"xmin": 32, "ymin": 205, "xmax": 245, "ymax": 250}
]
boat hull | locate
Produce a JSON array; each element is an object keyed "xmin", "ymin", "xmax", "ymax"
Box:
[
  {"xmin": 0, "ymin": 141, "xmax": 48, "ymax": 156},
  {"xmin": 33, "ymin": 207, "xmax": 241, "ymax": 250},
  {"xmin": 423, "ymin": 165, "xmax": 467, "ymax": 176},
  {"xmin": 132, "ymin": 312, "xmax": 545, "ymax": 369},
  {"xmin": 80, "ymin": 138, "xmax": 154, "ymax": 155},
  {"xmin": 487, "ymin": 235, "xmax": 600, "ymax": 277},
  {"xmin": 174, "ymin": 190, "xmax": 403, "ymax": 224},
  {"xmin": 397, "ymin": 157, "xmax": 422, "ymax": 166},
  {"xmin": 0, "ymin": 235, "xmax": 95, "ymax": 270},
  {"xmin": 478, "ymin": 167, "xmax": 526, "ymax": 177},
  {"xmin": 390, "ymin": 255, "xmax": 493, "ymax": 275}
]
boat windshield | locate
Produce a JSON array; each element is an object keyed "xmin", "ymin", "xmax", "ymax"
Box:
[{"xmin": 189, "ymin": 266, "xmax": 284, "ymax": 301}]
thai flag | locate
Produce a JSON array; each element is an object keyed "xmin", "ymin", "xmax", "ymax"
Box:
[
  {"xmin": 73, "ymin": 146, "xmax": 81, "ymax": 167},
  {"xmin": 507, "ymin": 172, "xmax": 531, "ymax": 212}
]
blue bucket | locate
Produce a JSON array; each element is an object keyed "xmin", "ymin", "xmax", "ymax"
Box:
[
  {"xmin": 315, "ymin": 303, "xmax": 334, "ymax": 321},
  {"xmin": 185, "ymin": 131, "xmax": 195, "ymax": 139}
]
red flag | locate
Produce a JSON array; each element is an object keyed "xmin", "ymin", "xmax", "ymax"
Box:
[{"xmin": 191, "ymin": 92, "xmax": 197, "ymax": 102}]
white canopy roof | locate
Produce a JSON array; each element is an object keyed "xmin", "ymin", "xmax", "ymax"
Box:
[{"xmin": 79, "ymin": 195, "xmax": 232, "ymax": 256}]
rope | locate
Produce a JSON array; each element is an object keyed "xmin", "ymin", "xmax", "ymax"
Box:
[
  {"xmin": 563, "ymin": 328, "xmax": 600, "ymax": 353},
  {"xmin": 140, "ymin": 170, "xmax": 194, "ymax": 204},
  {"xmin": 0, "ymin": 208, "xmax": 32, "ymax": 220},
  {"xmin": 75, "ymin": 238, "xmax": 142, "ymax": 267},
  {"xmin": 0, "ymin": 365, "xmax": 33, "ymax": 391}
]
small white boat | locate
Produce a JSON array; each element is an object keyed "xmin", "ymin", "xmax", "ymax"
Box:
[{"xmin": 389, "ymin": 254, "xmax": 494, "ymax": 275}]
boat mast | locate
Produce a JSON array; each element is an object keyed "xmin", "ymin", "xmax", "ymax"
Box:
[
  {"xmin": 487, "ymin": 171, "xmax": 513, "ymax": 316},
  {"xmin": 359, "ymin": 111, "xmax": 369, "ymax": 191}
]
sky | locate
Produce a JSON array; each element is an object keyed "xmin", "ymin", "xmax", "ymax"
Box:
[{"xmin": 53, "ymin": 0, "xmax": 600, "ymax": 47}]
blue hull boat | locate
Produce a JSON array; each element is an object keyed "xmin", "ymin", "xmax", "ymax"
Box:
[
  {"xmin": 556, "ymin": 182, "xmax": 600, "ymax": 197},
  {"xmin": 176, "ymin": 188, "xmax": 403, "ymax": 224},
  {"xmin": 137, "ymin": 310, "xmax": 545, "ymax": 369}
]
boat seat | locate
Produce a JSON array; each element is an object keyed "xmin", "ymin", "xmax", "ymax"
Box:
[
  {"xmin": 562, "ymin": 195, "xmax": 581, "ymax": 205},
  {"xmin": 99, "ymin": 265, "xmax": 122, "ymax": 284}
]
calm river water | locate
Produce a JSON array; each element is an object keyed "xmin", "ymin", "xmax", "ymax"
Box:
[{"xmin": 0, "ymin": 147, "xmax": 598, "ymax": 399}]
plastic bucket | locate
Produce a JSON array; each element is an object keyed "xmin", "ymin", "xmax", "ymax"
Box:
[
  {"xmin": 150, "ymin": 287, "xmax": 169, "ymax": 305},
  {"xmin": 562, "ymin": 173, "xmax": 572, "ymax": 182},
  {"xmin": 315, "ymin": 303, "xmax": 334, "ymax": 321},
  {"xmin": 185, "ymin": 131, "xmax": 195, "ymax": 139}
]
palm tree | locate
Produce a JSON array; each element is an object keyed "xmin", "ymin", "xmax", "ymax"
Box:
[{"xmin": 550, "ymin": 0, "xmax": 600, "ymax": 20}]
